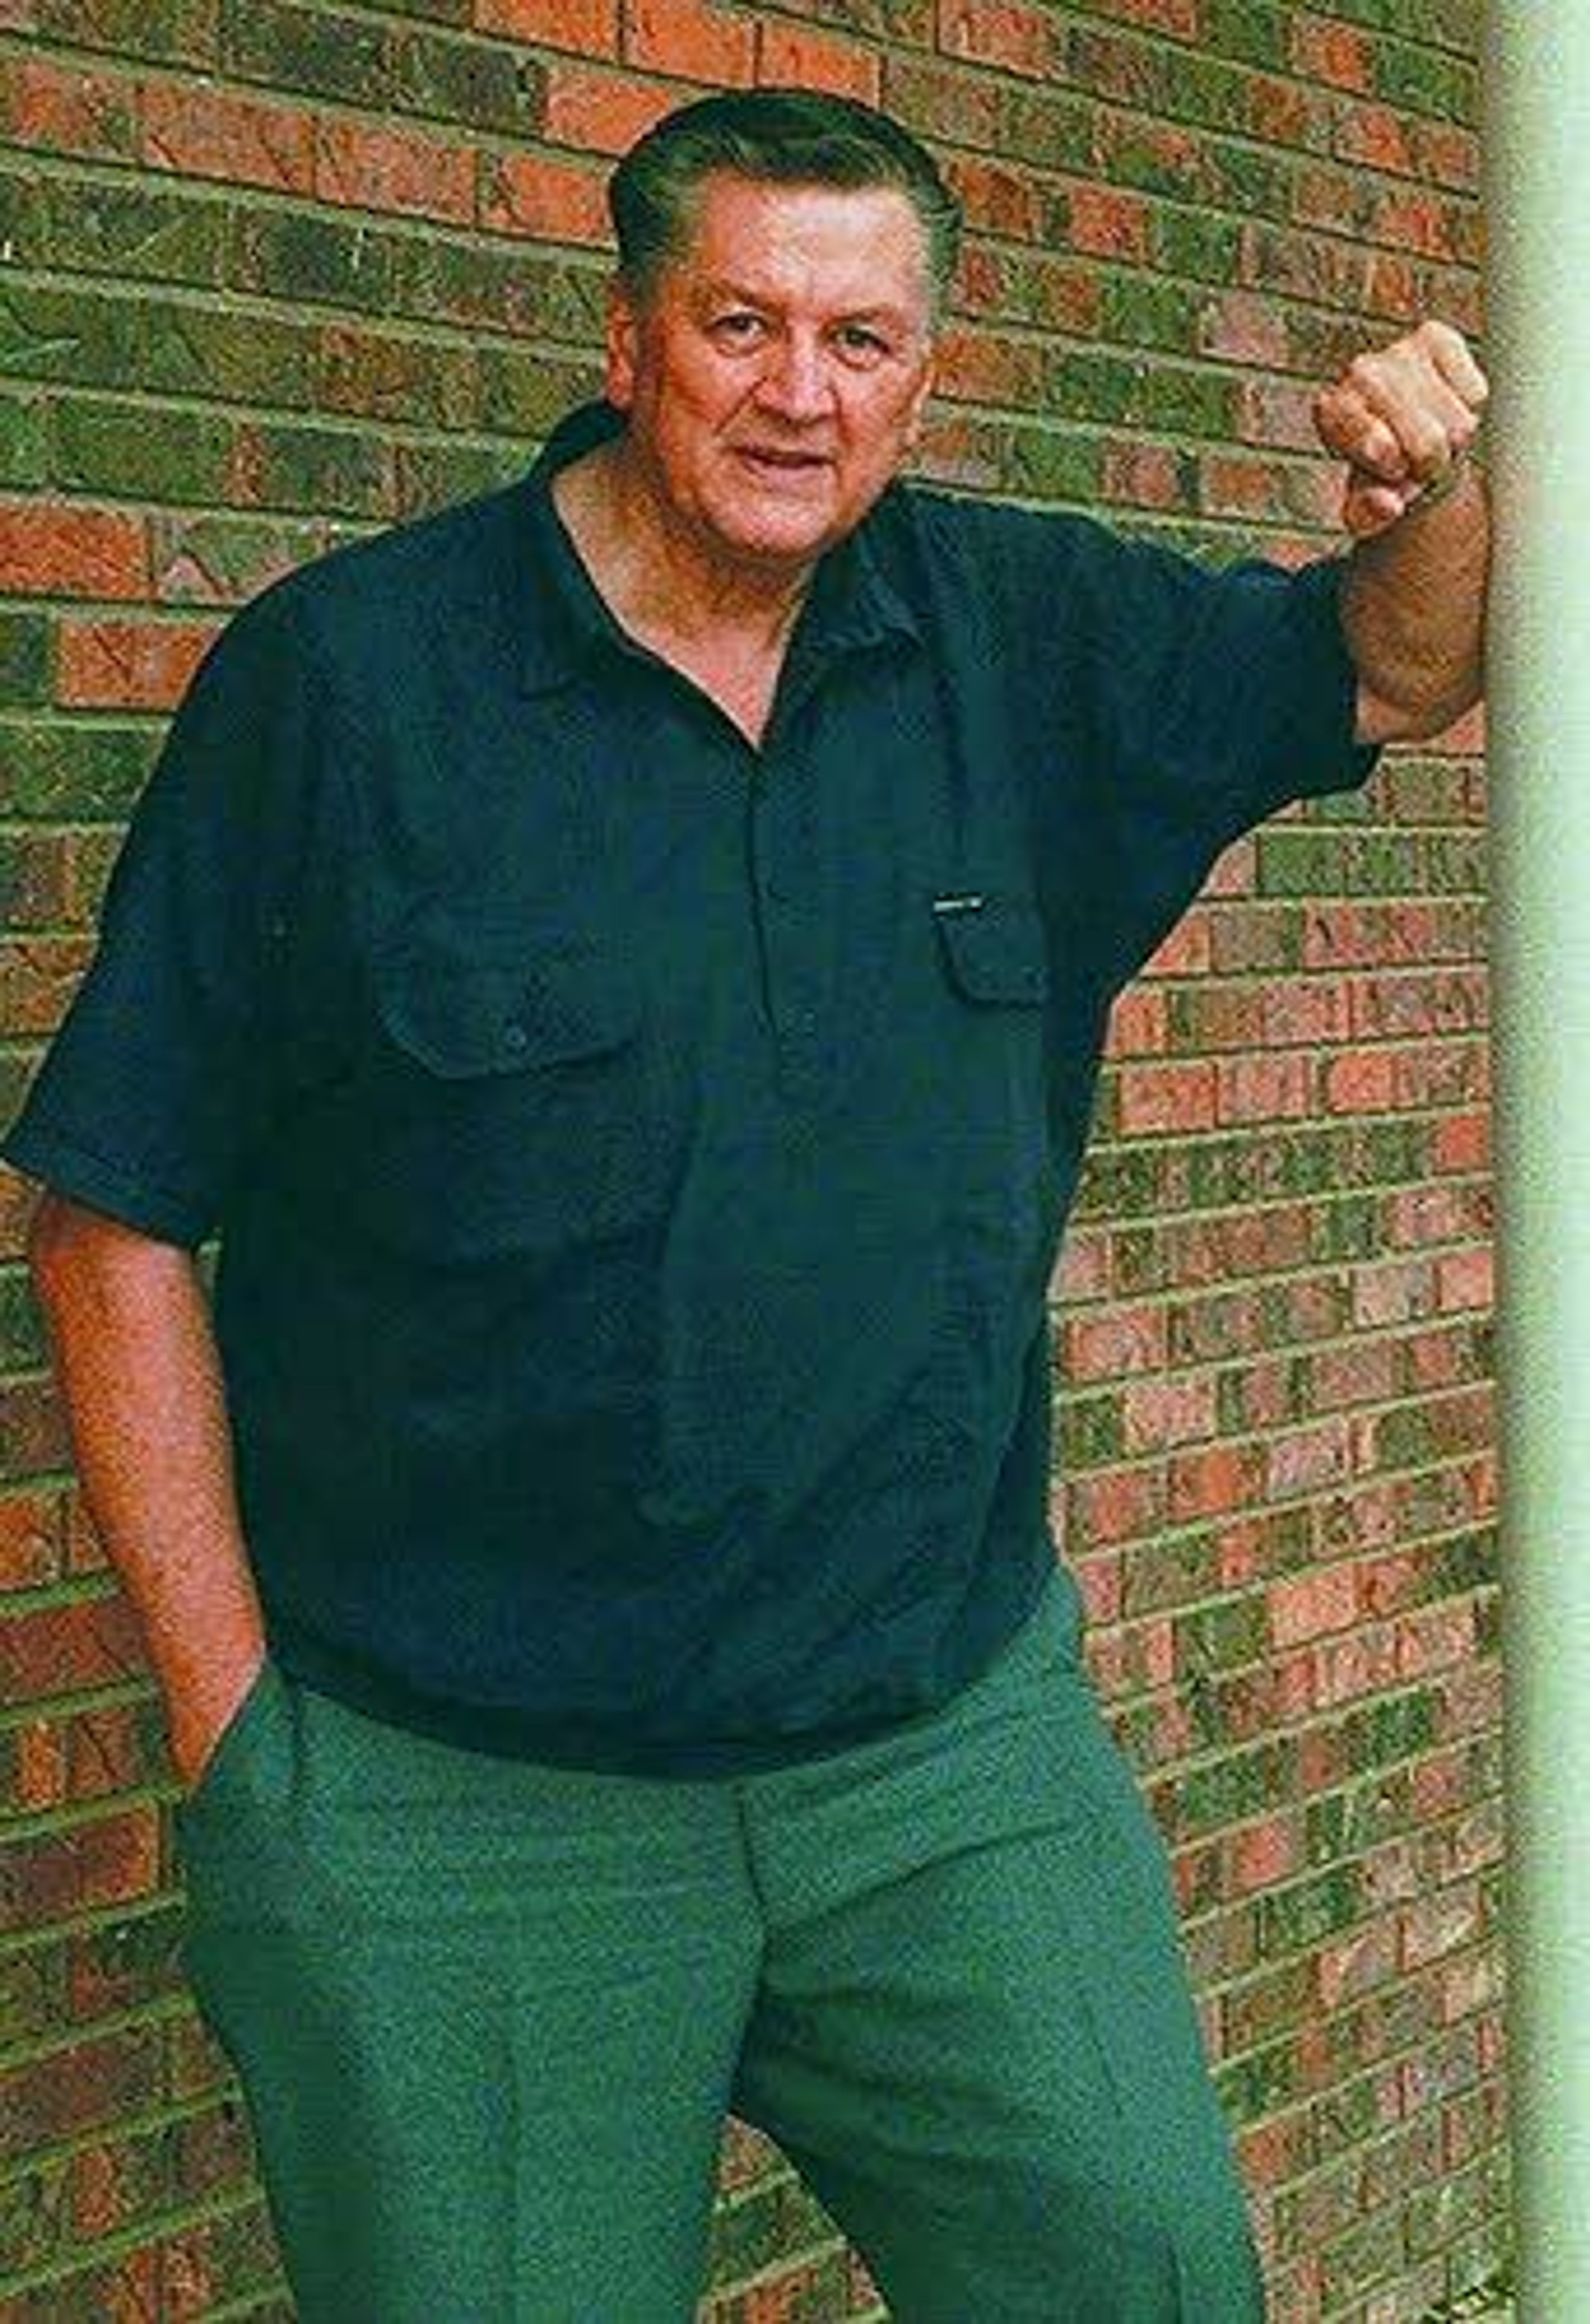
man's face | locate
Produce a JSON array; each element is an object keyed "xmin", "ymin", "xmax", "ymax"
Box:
[{"xmin": 605, "ymin": 173, "xmax": 939, "ymax": 577}]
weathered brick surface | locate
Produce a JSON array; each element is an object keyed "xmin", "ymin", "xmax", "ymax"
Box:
[{"xmin": 0, "ymin": 2, "xmax": 1496, "ymax": 2317}]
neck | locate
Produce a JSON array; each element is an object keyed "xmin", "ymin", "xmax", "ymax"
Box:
[{"xmin": 558, "ymin": 438, "xmax": 812, "ymax": 654}]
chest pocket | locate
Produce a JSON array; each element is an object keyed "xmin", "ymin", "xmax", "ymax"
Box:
[
  {"xmin": 929, "ymin": 892, "xmax": 1059, "ymax": 1227},
  {"xmin": 932, "ymin": 893, "xmax": 1050, "ymax": 1008},
  {"xmin": 366, "ymin": 939, "xmax": 662, "ymax": 1260}
]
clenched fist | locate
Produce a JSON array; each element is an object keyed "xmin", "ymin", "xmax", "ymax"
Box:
[{"xmin": 1314, "ymin": 320, "xmax": 1489, "ymax": 539}]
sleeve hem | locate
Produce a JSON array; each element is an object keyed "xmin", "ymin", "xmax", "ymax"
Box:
[
  {"xmin": 1282, "ymin": 554, "xmax": 1383, "ymax": 802},
  {"xmin": 0, "ymin": 1122, "xmax": 215, "ymax": 1249}
]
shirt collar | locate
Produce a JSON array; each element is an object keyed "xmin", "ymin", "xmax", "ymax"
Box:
[{"xmin": 512, "ymin": 400, "xmax": 922, "ymax": 699}]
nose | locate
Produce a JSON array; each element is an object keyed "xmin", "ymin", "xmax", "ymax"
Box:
[{"xmin": 754, "ymin": 332, "xmax": 835, "ymax": 425}]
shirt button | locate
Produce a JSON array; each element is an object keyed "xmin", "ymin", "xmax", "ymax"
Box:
[{"xmin": 503, "ymin": 1022, "xmax": 529, "ymax": 1053}]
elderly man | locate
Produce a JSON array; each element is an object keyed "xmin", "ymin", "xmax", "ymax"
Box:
[{"xmin": 7, "ymin": 88, "xmax": 1485, "ymax": 2324}]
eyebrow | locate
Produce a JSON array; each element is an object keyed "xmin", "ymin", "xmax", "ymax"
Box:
[{"xmin": 692, "ymin": 279, "xmax": 914, "ymax": 328}]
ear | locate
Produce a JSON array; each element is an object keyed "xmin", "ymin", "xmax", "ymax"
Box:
[
  {"xmin": 901, "ymin": 337, "xmax": 939, "ymax": 452},
  {"xmin": 605, "ymin": 277, "xmax": 640, "ymax": 412}
]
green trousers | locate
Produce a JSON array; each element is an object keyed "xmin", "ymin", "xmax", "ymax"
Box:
[{"xmin": 178, "ymin": 1566, "xmax": 1265, "ymax": 2322}]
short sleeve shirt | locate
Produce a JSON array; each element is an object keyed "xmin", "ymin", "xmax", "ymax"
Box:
[{"xmin": 2, "ymin": 401, "xmax": 1378, "ymax": 1773}]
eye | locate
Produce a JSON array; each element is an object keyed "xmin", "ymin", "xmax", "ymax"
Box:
[
  {"xmin": 833, "ymin": 323, "xmax": 892, "ymax": 368},
  {"xmin": 708, "ymin": 310, "xmax": 767, "ymax": 348}
]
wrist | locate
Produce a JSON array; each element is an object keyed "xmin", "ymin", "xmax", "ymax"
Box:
[{"xmin": 1404, "ymin": 446, "xmax": 1472, "ymax": 516}]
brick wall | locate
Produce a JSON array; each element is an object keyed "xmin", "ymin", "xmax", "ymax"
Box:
[{"xmin": 0, "ymin": 2, "xmax": 1496, "ymax": 2317}]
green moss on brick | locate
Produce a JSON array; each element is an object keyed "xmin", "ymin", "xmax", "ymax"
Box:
[
  {"xmin": 1004, "ymin": 421, "xmax": 1103, "ymax": 505},
  {"xmin": 1376, "ymin": 38, "xmax": 1479, "ymax": 123},
  {"xmin": 1346, "ymin": 1689, "xmax": 1442, "ymax": 1769},
  {"xmin": 139, "ymin": 298, "xmax": 320, "ymax": 411},
  {"xmin": 477, "ymin": 347, "xmax": 602, "ymax": 440},
  {"xmin": 41, "ymin": 180, "xmax": 229, "ymax": 292},
  {"xmin": 1150, "ymin": 208, "xmax": 1243, "ymax": 288},
  {"xmin": 0, "ymin": 283, "xmax": 142, "ymax": 392},
  {"xmin": 1056, "ymin": 1391, "xmax": 1125, "ymax": 1468},
  {"xmin": 0, "ymin": 388, "xmax": 47, "ymax": 487},
  {"xmin": 221, "ymin": 0, "xmax": 389, "ymax": 103},
  {"xmin": 1175, "ymin": 1593, "xmax": 1269, "ymax": 1677},
  {"xmin": 3, "ymin": 724, "xmax": 160, "ymax": 820},
  {"xmin": 1256, "ymin": 1863, "xmax": 1363, "ymax": 1958},
  {"xmin": 234, "ymin": 419, "xmax": 396, "ymax": 520},
  {"xmin": 229, "ymin": 209, "xmax": 398, "ymax": 315},
  {"xmin": 386, "ymin": 238, "xmax": 605, "ymax": 347},
  {"xmin": 0, "ymin": 612, "xmax": 51, "ymax": 704},
  {"xmin": 1217, "ymin": 2035, "xmax": 1304, "ymax": 2123},
  {"xmin": 37, "ymin": 0, "xmax": 219, "ymax": 65},
  {"xmin": 1201, "ymin": 0, "xmax": 1289, "ymax": 69},
  {"xmin": 1175, "ymin": 1740, "xmax": 1290, "ymax": 1834},
  {"xmin": 148, "ymin": 510, "xmax": 324, "ymax": 605},
  {"xmin": 390, "ymin": 24, "xmax": 540, "ymax": 135},
  {"xmin": 53, "ymin": 395, "xmax": 236, "ymax": 505},
  {"xmin": 1100, "ymin": 271, "xmax": 1205, "ymax": 355},
  {"xmin": 1311, "ymin": 1194, "xmax": 1382, "ymax": 1262},
  {"xmin": 396, "ymin": 440, "xmax": 529, "ymax": 520}
]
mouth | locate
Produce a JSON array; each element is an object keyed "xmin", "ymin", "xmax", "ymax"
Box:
[{"xmin": 734, "ymin": 446, "xmax": 834, "ymax": 481}]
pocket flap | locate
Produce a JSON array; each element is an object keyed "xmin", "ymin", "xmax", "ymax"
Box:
[
  {"xmin": 933, "ymin": 896, "xmax": 1050, "ymax": 1005},
  {"xmin": 381, "ymin": 950, "xmax": 639, "ymax": 1078}
]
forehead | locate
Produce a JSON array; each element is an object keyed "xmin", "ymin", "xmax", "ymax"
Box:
[{"xmin": 668, "ymin": 173, "xmax": 933, "ymax": 314}]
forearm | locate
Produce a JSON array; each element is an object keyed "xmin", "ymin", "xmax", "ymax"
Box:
[
  {"xmin": 1340, "ymin": 461, "xmax": 1490, "ymax": 743},
  {"xmin": 28, "ymin": 1194, "xmax": 264, "ymax": 1781}
]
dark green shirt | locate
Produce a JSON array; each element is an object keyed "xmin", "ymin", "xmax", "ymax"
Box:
[{"xmin": 2, "ymin": 402, "xmax": 1377, "ymax": 1773}]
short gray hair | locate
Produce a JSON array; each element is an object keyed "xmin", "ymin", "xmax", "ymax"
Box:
[{"xmin": 608, "ymin": 87, "xmax": 962, "ymax": 319}]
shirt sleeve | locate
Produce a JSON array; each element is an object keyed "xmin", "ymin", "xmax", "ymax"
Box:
[
  {"xmin": 0, "ymin": 578, "xmax": 342, "ymax": 1249},
  {"xmin": 1048, "ymin": 521, "xmax": 1381, "ymax": 992}
]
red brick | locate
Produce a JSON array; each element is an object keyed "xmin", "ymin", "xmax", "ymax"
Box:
[
  {"xmin": 1066, "ymin": 183, "xmax": 1148, "ymax": 262},
  {"xmin": 1216, "ymin": 1053, "xmax": 1314, "ymax": 1125},
  {"xmin": 1324, "ymin": 1049, "xmax": 1398, "ymax": 1115},
  {"xmin": 1064, "ymin": 1305, "xmax": 1167, "ymax": 1383},
  {"xmin": 1201, "ymin": 290, "xmax": 1291, "ymax": 369},
  {"xmin": 1121, "ymin": 1374, "xmax": 1216, "ymax": 1453},
  {"xmin": 542, "ymin": 63, "xmax": 684, "ymax": 153},
  {"xmin": 1293, "ymin": 15, "xmax": 1375, "ymax": 92},
  {"xmin": 55, "ymin": 618, "xmax": 217, "ymax": 711},
  {"xmin": 1087, "ymin": 0, "xmax": 1197, "ymax": 32},
  {"xmin": 758, "ymin": 21, "xmax": 880, "ymax": 102},
  {"xmin": 0, "ymin": 1373, "xmax": 70, "ymax": 1474},
  {"xmin": 0, "ymin": 52, "xmax": 137, "ymax": 159},
  {"xmin": 1437, "ymin": 1246, "xmax": 1493, "ymax": 1314},
  {"xmin": 935, "ymin": 324, "xmax": 1046, "ymax": 408},
  {"xmin": 317, "ymin": 118, "xmax": 476, "ymax": 226},
  {"xmin": 936, "ymin": 0, "xmax": 1053, "ymax": 79},
  {"xmin": 1064, "ymin": 1462, "xmax": 1168, "ymax": 1549},
  {"xmin": 1225, "ymin": 1813, "xmax": 1306, "ymax": 1895},
  {"xmin": 1, "ymin": 932, "xmax": 95, "ymax": 1043},
  {"xmin": 625, "ymin": 0, "xmax": 755, "ymax": 85},
  {"xmin": 1318, "ymin": 1920, "xmax": 1400, "ymax": 2009},
  {"xmin": 1168, "ymin": 1443, "xmax": 1263, "ymax": 1523},
  {"xmin": 1116, "ymin": 1059, "xmax": 1218, "ymax": 1136},
  {"xmin": 944, "ymin": 154, "xmax": 1042, "ymax": 240},
  {"xmin": 0, "ymin": 1805, "xmax": 160, "ymax": 1934},
  {"xmin": 0, "ymin": 2029, "xmax": 165, "ymax": 2163},
  {"xmin": 0, "ymin": 502, "xmax": 148, "ymax": 600},
  {"xmin": 0, "ymin": 1592, "xmax": 145, "ymax": 1704},
  {"xmin": 144, "ymin": 80, "xmax": 315, "ymax": 196},
  {"xmin": 480, "ymin": 149, "xmax": 611, "ymax": 243},
  {"xmin": 1103, "ymin": 439, "xmax": 1183, "ymax": 511},
  {"xmin": 0, "ymin": 1490, "xmax": 67, "ymax": 1591},
  {"xmin": 1270, "ymin": 1565, "xmax": 1358, "ymax": 1648},
  {"xmin": 1397, "ymin": 1601, "xmax": 1477, "ymax": 1683},
  {"xmin": 477, "ymin": 0, "xmax": 619, "ymax": 49}
]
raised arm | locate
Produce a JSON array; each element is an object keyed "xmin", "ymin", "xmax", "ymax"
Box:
[
  {"xmin": 1313, "ymin": 319, "xmax": 1491, "ymax": 746},
  {"xmin": 27, "ymin": 1192, "xmax": 266, "ymax": 1790}
]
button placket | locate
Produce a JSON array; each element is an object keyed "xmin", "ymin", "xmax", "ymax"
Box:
[{"xmin": 749, "ymin": 760, "xmax": 828, "ymax": 1099}]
